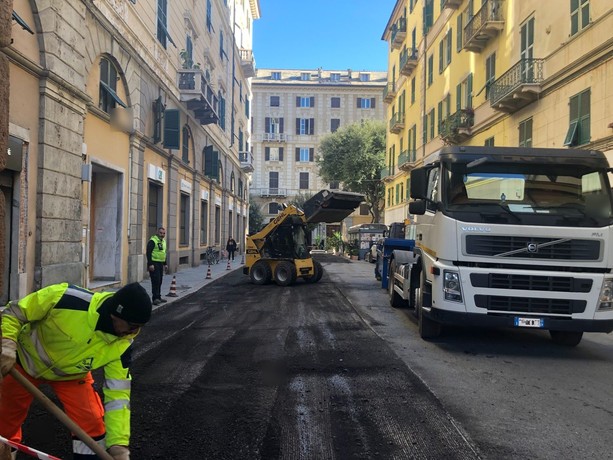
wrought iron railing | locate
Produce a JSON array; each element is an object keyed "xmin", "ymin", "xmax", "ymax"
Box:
[
  {"xmin": 389, "ymin": 112, "xmax": 405, "ymax": 131},
  {"xmin": 439, "ymin": 109, "xmax": 474, "ymax": 140},
  {"xmin": 391, "ymin": 16, "xmax": 406, "ymax": 44},
  {"xmin": 489, "ymin": 58, "xmax": 544, "ymax": 107},
  {"xmin": 399, "ymin": 47, "xmax": 418, "ymax": 70},
  {"xmin": 383, "ymin": 82, "xmax": 396, "ymax": 100},
  {"xmin": 464, "ymin": 0, "xmax": 504, "ymax": 45}
]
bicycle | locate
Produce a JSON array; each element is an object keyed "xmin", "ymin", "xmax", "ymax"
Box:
[{"xmin": 205, "ymin": 246, "xmax": 219, "ymax": 265}]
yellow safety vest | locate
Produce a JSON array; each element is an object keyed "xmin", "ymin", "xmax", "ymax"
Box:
[
  {"xmin": 150, "ymin": 235, "xmax": 167, "ymax": 263},
  {"xmin": 1, "ymin": 282, "xmax": 137, "ymax": 447}
]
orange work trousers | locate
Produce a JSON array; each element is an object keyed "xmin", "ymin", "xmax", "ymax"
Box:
[{"xmin": 0, "ymin": 365, "xmax": 105, "ymax": 447}]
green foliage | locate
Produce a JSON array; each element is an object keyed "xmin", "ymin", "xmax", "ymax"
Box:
[
  {"xmin": 248, "ymin": 196, "xmax": 265, "ymax": 234},
  {"xmin": 317, "ymin": 120, "xmax": 386, "ymax": 222},
  {"xmin": 325, "ymin": 231, "xmax": 343, "ymax": 251}
]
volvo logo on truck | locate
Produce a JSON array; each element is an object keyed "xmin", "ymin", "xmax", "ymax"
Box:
[{"xmin": 461, "ymin": 226, "xmax": 491, "ymax": 232}]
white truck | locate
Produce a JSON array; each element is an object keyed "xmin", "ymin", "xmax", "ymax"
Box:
[{"xmin": 386, "ymin": 146, "xmax": 613, "ymax": 346}]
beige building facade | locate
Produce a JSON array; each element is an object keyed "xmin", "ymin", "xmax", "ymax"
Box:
[
  {"xmin": 2, "ymin": 0, "xmax": 259, "ymax": 302},
  {"xmin": 382, "ymin": 0, "xmax": 613, "ymax": 225},
  {"xmin": 251, "ymin": 68, "xmax": 387, "ymax": 237}
]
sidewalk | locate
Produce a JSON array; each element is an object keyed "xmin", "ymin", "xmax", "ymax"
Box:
[{"xmin": 140, "ymin": 255, "xmax": 244, "ymax": 311}]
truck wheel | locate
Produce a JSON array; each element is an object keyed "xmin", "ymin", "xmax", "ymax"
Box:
[
  {"xmin": 250, "ymin": 260, "xmax": 272, "ymax": 285},
  {"xmin": 388, "ymin": 261, "xmax": 406, "ymax": 309},
  {"xmin": 416, "ymin": 272, "xmax": 441, "ymax": 339},
  {"xmin": 274, "ymin": 261, "xmax": 297, "ymax": 286},
  {"xmin": 549, "ymin": 330, "xmax": 583, "ymax": 346},
  {"xmin": 304, "ymin": 260, "xmax": 323, "ymax": 283}
]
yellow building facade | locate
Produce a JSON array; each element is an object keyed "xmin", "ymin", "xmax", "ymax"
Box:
[{"xmin": 382, "ymin": 0, "xmax": 613, "ymax": 225}]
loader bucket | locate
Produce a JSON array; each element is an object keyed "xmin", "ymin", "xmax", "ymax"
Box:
[{"xmin": 304, "ymin": 189, "xmax": 365, "ymax": 223}]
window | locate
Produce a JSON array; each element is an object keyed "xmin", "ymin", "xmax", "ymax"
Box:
[
  {"xmin": 456, "ymin": 13, "xmax": 463, "ymax": 51},
  {"xmin": 571, "ymin": 0, "xmax": 590, "ymax": 36},
  {"xmin": 156, "ymin": 0, "xmax": 176, "ymax": 49},
  {"xmin": 296, "ymin": 118, "xmax": 315, "ymax": 135},
  {"xmin": 387, "ymin": 187, "xmax": 392, "ymax": 206},
  {"xmin": 427, "ymin": 55, "xmax": 433, "ymax": 86},
  {"xmin": 408, "ymin": 124, "xmax": 416, "ymax": 161},
  {"xmin": 215, "ymin": 206, "xmax": 220, "ymax": 244},
  {"xmin": 206, "ymin": 0, "xmax": 212, "ymax": 32},
  {"xmin": 329, "ymin": 181, "xmax": 339, "ymax": 189},
  {"xmin": 218, "ymin": 92, "xmax": 226, "ymax": 130},
  {"xmin": 269, "ymin": 171, "xmax": 279, "ymax": 194},
  {"xmin": 219, "ymin": 31, "xmax": 225, "ymax": 59},
  {"xmin": 268, "ymin": 203, "xmax": 280, "ymax": 214},
  {"xmin": 148, "ymin": 182, "xmax": 163, "ymax": 239},
  {"xmin": 181, "ymin": 125, "xmax": 191, "ymax": 163},
  {"xmin": 271, "ymin": 71, "xmax": 281, "ymax": 80},
  {"xmin": 429, "ymin": 109, "xmax": 435, "ymax": 140},
  {"xmin": 331, "ymin": 97, "xmax": 341, "ymax": 108},
  {"xmin": 424, "ymin": 0, "xmax": 434, "ymax": 32},
  {"xmin": 179, "ymin": 193, "xmax": 190, "ymax": 245},
  {"xmin": 519, "ymin": 118, "xmax": 533, "ymax": 147},
  {"xmin": 163, "ymin": 109, "xmax": 180, "ymax": 149},
  {"xmin": 331, "ymin": 118, "xmax": 340, "ymax": 132},
  {"xmin": 484, "ymin": 136, "xmax": 495, "ymax": 147},
  {"xmin": 265, "ymin": 117, "xmax": 284, "ymax": 134},
  {"xmin": 485, "ymin": 53, "xmax": 496, "ymax": 99},
  {"xmin": 357, "ymin": 97, "xmax": 376, "ymax": 109},
  {"xmin": 457, "ymin": 73, "xmax": 473, "ymax": 110},
  {"xmin": 438, "ymin": 29, "xmax": 452, "ymax": 73},
  {"xmin": 359, "ymin": 73, "xmax": 370, "ymax": 82},
  {"xmin": 200, "ymin": 200, "xmax": 208, "ymax": 245},
  {"xmin": 99, "ymin": 57, "xmax": 127, "ymax": 114},
  {"xmin": 296, "ymin": 96, "xmax": 315, "ymax": 108},
  {"xmin": 296, "ymin": 147, "xmax": 314, "ymax": 162},
  {"xmin": 330, "ymin": 73, "xmax": 341, "ymax": 81},
  {"xmin": 264, "ymin": 146, "xmax": 283, "ymax": 161},
  {"xmin": 564, "ymin": 89, "xmax": 591, "ymax": 146},
  {"xmin": 359, "ymin": 204, "xmax": 369, "ymax": 216},
  {"xmin": 204, "ymin": 145, "xmax": 219, "ymax": 180},
  {"xmin": 301, "ymin": 72, "xmax": 310, "ymax": 81},
  {"xmin": 270, "ymin": 96, "xmax": 280, "ymax": 107},
  {"xmin": 299, "ymin": 172, "xmax": 309, "ymax": 190},
  {"xmin": 411, "ymin": 77, "xmax": 415, "ymax": 104}
]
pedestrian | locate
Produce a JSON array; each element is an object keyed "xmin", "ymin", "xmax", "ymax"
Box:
[
  {"xmin": 226, "ymin": 236, "xmax": 237, "ymax": 261},
  {"xmin": 0, "ymin": 282, "xmax": 153, "ymax": 460},
  {"xmin": 147, "ymin": 226, "xmax": 168, "ymax": 306}
]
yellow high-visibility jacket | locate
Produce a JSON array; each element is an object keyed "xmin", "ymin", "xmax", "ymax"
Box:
[{"xmin": 1, "ymin": 283, "xmax": 138, "ymax": 447}]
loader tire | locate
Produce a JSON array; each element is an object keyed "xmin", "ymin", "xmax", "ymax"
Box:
[
  {"xmin": 274, "ymin": 261, "xmax": 297, "ymax": 286},
  {"xmin": 250, "ymin": 260, "xmax": 272, "ymax": 285},
  {"xmin": 305, "ymin": 260, "xmax": 323, "ymax": 283}
]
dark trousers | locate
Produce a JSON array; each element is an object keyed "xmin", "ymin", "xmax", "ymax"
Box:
[
  {"xmin": 150, "ymin": 262, "xmax": 164, "ymax": 300},
  {"xmin": 228, "ymin": 250, "xmax": 235, "ymax": 260}
]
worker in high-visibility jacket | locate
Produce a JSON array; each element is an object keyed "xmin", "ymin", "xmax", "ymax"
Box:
[{"xmin": 0, "ymin": 282, "xmax": 152, "ymax": 460}]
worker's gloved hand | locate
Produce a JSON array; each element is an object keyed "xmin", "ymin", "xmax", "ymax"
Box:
[
  {"xmin": 107, "ymin": 445, "xmax": 130, "ymax": 460},
  {"xmin": 0, "ymin": 338, "xmax": 17, "ymax": 376}
]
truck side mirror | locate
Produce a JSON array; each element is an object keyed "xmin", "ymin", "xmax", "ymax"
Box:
[
  {"xmin": 410, "ymin": 168, "xmax": 428, "ymax": 199},
  {"xmin": 409, "ymin": 200, "xmax": 426, "ymax": 215}
]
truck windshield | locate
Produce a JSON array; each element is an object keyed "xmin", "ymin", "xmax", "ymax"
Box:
[{"xmin": 443, "ymin": 161, "xmax": 613, "ymax": 226}]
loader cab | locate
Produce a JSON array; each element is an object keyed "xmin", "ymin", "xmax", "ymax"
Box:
[{"xmin": 262, "ymin": 215, "xmax": 309, "ymax": 260}]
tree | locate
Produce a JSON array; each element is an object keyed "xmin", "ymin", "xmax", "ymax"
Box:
[
  {"xmin": 248, "ymin": 196, "xmax": 265, "ymax": 234},
  {"xmin": 317, "ymin": 120, "xmax": 385, "ymax": 222}
]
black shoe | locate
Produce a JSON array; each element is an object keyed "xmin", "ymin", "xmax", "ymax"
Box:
[
  {"xmin": 159, "ymin": 298, "xmax": 168, "ymax": 303},
  {"xmin": 153, "ymin": 299, "xmax": 161, "ymax": 306}
]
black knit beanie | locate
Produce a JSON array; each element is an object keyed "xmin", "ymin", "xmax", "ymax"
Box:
[{"xmin": 111, "ymin": 282, "xmax": 152, "ymax": 324}]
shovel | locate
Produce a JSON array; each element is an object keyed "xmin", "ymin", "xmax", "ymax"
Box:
[{"xmin": 9, "ymin": 368, "xmax": 114, "ymax": 460}]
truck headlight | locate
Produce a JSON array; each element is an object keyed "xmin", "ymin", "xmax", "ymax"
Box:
[
  {"xmin": 443, "ymin": 270, "xmax": 462, "ymax": 302},
  {"xmin": 597, "ymin": 279, "xmax": 613, "ymax": 311}
]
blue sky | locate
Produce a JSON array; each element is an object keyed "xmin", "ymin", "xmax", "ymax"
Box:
[{"xmin": 253, "ymin": 0, "xmax": 397, "ymax": 71}]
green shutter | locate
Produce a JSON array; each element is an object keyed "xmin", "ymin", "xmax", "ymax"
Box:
[{"xmin": 163, "ymin": 109, "xmax": 180, "ymax": 149}]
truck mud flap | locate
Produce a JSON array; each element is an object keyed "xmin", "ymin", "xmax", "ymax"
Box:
[{"xmin": 303, "ymin": 189, "xmax": 365, "ymax": 223}]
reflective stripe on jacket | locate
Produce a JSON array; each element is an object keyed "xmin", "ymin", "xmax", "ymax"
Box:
[
  {"xmin": 1, "ymin": 282, "xmax": 136, "ymax": 446},
  {"xmin": 149, "ymin": 235, "xmax": 167, "ymax": 263}
]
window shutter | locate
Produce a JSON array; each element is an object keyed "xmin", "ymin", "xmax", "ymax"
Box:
[
  {"xmin": 265, "ymin": 147, "xmax": 270, "ymax": 161},
  {"xmin": 295, "ymin": 148, "xmax": 300, "ymax": 161},
  {"xmin": 309, "ymin": 118, "xmax": 314, "ymax": 135},
  {"xmin": 296, "ymin": 96, "xmax": 300, "ymax": 107},
  {"xmin": 357, "ymin": 97, "xmax": 362, "ymax": 108},
  {"xmin": 309, "ymin": 148, "xmax": 314, "ymax": 162},
  {"xmin": 310, "ymin": 96, "xmax": 315, "ymax": 107},
  {"xmin": 265, "ymin": 117, "xmax": 270, "ymax": 133},
  {"xmin": 279, "ymin": 118, "xmax": 284, "ymax": 133},
  {"xmin": 211, "ymin": 150, "xmax": 219, "ymax": 180},
  {"xmin": 447, "ymin": 29, "xmax": 452, "ymax": 65},
  {"xmin": 279, "ymin": 147, "xmax": 284, "ymax": 161},
  {"xmin": 456, "ymin": 14, "xmax": 463, "ymax": 51},
  {"xmin": 296, "ymin": 118, "xmax": 300, "ymax": 134},
  {"xmin": 204, "ymin": 145, "xmax": 219, "ymax": 180},
  {"xmin": 456, "ymin": 83, "xmax": 462, "ymax": 111},
  {"xmin": 371, "ymin": 98, "xmax": 376, "ymax": 108},
  {"xmin": 439, "ymin": 41, "xmax": 444, "ymax": 73},
  {"xmin": 467, "ymin": 73, "xmax": 473, "ymax": 108},
  {"xmin": 163, "ymin": 109, "xmax": 180, "ymax": 149}
]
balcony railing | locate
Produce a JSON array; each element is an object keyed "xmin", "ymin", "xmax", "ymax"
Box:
[
  {"xmin": 442, "ymin": 0, "xmax": 463, "ymax": 9},
  {"xmin": 259, "ymin": 188, "xmax": 287, "ymax": 197},
  {"xmin": 261, "ymin": 132, "xmax": 288, "ymax": 142},
  {"xmin": 177, "ymin": 69, "xmax": 219, "ymax": 125},
  {"xmin": 399, "ymin": 47, "xmax": 418, "ymax": 76},
  {"xmin": 391, "ymin": 17, "xmax": 406, "ymax": 49},
  {"xmin": 399, "ymin": 149, "xmax": 418, "ymax": 170},
  {"xmin": 383, "ymin": 82, "xmax": 397, "ymax": 103},
  {"xmin": 440, "ymin": 109, "xmax": 474, "ymax": 143},
  {"xmin": 380, "ymin": 167, "xmax": 392, "ymax": 180},
  {"xmin": 239, "ymin": 151, "xmax": 254, "ymax": 173},
  {"xmin": 389, "ymin": 112, "xmax": 405, "ymax": 134},
  {"xmin": 464, "ymin": 0, "xmax": 505, "ymax": 52},
  {"xmin": 397, "ymin": 150, "xmax": 409, "ymax": 167},
  {"xmin": 489, "ymin": 58, "xmax": 544, "ymax": 113},
  {"xmin": 239, "ymin": 49, "xmax": 256, "ymax": 78}
]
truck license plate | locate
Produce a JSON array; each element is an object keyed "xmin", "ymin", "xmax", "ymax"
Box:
[{"xmin": 514, "ymin": 317, "xmax": 544, "ymax": 328}]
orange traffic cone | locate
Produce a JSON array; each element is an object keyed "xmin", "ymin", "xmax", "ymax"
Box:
[
  {"xmin": 167, "ymin": 275, "xmax": 178, "ymax": 297},
  {"xmin": 226, "ymin": 258, "xmax": 231, "ymax": 270},
  {"xmin": 205, "ymin": 265, "xmax": 212, "ymax": 279}
]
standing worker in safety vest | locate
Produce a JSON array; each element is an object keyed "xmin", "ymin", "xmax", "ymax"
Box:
[
  {"xmin": 146, "ymin": 226, "xmax": 168, "ymax": 306},
  {"xmin": 0, "ymin": 282, "xmax": 152, "ymax": 460}
]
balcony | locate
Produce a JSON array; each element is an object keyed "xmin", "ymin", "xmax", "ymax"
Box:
[
  {"xmin": 383, "ymin": 82, "xmax": 397, "ymax": 103},
  {"xmin": 441, "ymin": 0, "xmax": 463, "ymax": 9},
  {"xmin": 463, "ymin": 0, "xmax": 505, "ymax": 53},
  {"xmin": 239, "ymin": 151, "xmax": 254, "ymax": 173},
  {"xmin": 399, "ymin": 150, "xmax": 418, "ymax": 170},
  {"xmin": 389, "ymin": 112, "xmax": 405, "ymax": 134},
  {"xmin": 260, "ymin": 188, "xmax": 287, "ymax": 198},
  {"xmin": 391, "ymin": 17, "xmax": 406, "ymax": 50},
  {"xmin": 440, "ymin": 109, "xmax": 474, "ymax": 144},
  {"xmin": 261, "ymin": 132, "xmax": 287, "ymax": 142},
  {"xmin": 380, "ymin": 167, "xmax": 392, "ymax": 180},
  {"xmin": 489, "ymin": 59, "xmax": 544, "ymax": 113},
  {"xmin": 399, "ymin": 47, "xmax": 418, "ymax": 76},
  {"xmin": 240, "ymin": 49, "xmax": 256, "ymax": 78},
  {"xmin": 177, "ymin": 69, "xmax": 219, "ymax": 125}
]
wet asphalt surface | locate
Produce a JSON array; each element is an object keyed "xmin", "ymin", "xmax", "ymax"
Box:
[{"xmin": 18, "ymin": 255, "xmax": 480, "ymax": 459}]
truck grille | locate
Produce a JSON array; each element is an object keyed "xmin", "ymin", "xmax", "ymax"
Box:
[
  {"xmin": 465, "ymin": 235, "xmax": 600, "ymax": 260},
  {"xmin": 470, "ymin": 274, "xmax": 593, "ymax": 292},
  {"xmin": 474, "ymin": 295, "xmax": 586, "ymax": 314}
]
